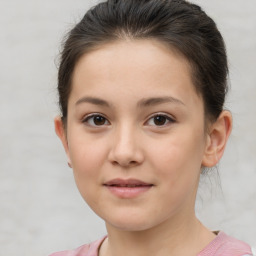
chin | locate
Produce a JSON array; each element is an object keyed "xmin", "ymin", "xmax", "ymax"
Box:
[
  {"xmin": 110, "ymin": 222, "xmax": 151, "ymax": 232},
  {"xmin": 104, "ymin": 214, "xmax": 157, "ymax": 232}
]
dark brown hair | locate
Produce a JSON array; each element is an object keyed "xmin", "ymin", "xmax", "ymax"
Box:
[{"xmin": 58, "ymin": 0, "xmax": 228, "ymax": 124}]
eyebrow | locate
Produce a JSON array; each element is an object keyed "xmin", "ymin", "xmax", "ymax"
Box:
[
  {"xmin": 75, "ymin": 96, "xmax": 185, "ymax": 108},
  {"xmin": 76, "ymin": 96, "xmax": 111, "ymax": 107},
  {"xmin": 137, "ymin": 96, "xmax": 185, "ymax": 107}
]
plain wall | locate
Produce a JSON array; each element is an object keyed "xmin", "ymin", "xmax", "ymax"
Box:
[{"xmin": 0, "ymin": 0, "xmax": 255, "ymax": 255}]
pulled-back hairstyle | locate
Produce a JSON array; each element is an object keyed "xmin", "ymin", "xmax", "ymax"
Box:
[{"xmin": 58, "ymin": 0, "xmax": 228, "ymax": 124}]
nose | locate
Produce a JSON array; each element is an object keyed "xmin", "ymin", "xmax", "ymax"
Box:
[{"xmin": 108, "ymin": 124, "xmax": 144, "ymax": 168}]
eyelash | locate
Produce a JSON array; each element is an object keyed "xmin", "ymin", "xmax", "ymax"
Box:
[
  {"xmin": 82, "ymin": 113, "xmax": 110, "ymax": 127},
  {"xmin": 146, "ymin": 113, "xmax": 175, "ymax": 127},
  {"xmin": 82, "ymin": 113, "xmax": 175, "ymax": 127}
]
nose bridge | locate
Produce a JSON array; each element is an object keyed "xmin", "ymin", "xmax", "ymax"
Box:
[
  {"xmin": 109, "ymin": 121, "xmax": 143, "ymax": 166},
  {"xmin": 114, "ymin": 122, "xmax": 137, "ymax": 155}
]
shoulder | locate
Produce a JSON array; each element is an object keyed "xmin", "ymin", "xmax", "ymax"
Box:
[
  {"xmin": 218, "ymin": 232, "xmax": 254, "ymax": 255},
  {"xmin": 49, "ymin": 236, "xmax": 107, "ymax": 256},
  {"xmin": 199, "ymin": 231, "xmax": 254, "ymax": 256}
]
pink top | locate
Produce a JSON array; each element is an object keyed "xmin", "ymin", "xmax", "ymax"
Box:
[{"xmin": 49, "ymin": 232, "xmax": 253, "ymax": 256}]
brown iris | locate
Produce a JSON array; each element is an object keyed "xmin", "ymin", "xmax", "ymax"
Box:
[
  {"xmin": 153, "ymin": 115, "xmax": 167, "ymax": 126},
  {"xmin": 93, "ymin": 116, "xmax": 106, "ymax": 126}
]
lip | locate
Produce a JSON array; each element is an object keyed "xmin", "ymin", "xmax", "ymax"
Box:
[{"xmin": 103, "ymin": 178, "xmax": 153, "ymax": 199}]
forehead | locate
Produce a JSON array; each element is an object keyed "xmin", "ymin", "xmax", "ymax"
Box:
[
  {"xmin": 74, "ymin": 39, "xmax": 191, "ymax": 76},
  {"xmin": 71, "ymin": 39, "xmax": 202, "ymax": 109}
]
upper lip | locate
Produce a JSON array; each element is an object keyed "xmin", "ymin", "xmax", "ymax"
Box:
[{"xmin": 103, "ymin": 178, "xmax": 153, "ymax": 186}]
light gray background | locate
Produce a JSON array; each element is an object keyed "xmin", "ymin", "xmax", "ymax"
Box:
[{"xmin": 0, "ymin": 0, "xmax": 255, "ymax": 255}]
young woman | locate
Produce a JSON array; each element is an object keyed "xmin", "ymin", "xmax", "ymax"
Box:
[{"xmin": 50, "ymin": 0, "xmax": 255, "ymax": 255}]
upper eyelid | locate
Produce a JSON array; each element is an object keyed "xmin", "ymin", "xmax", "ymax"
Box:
[
  {"xmin": 82, "ymin": 112, "xmax": 108, "ymax": 120},
  {"xmin": 146, "ymin": 112, "xmax": 175, "ymax": 121},
  {"xmin": 82, "ymin": 113, "xmax": 111, "ymax": 126},
  {"xmin": 143, "ymin": 113, "xmax": 176, "ymax": 127}
]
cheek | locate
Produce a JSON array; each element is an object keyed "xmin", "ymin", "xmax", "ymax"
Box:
[
  {"xmin": 150, "ymin": 133, "xmax": 205, "ymax": 209},
  {"xmin": 68, "ymin": 134, "xmax": 108, "ymax": 184},
  {"xmin": 151, "ymin": 129, "xmax": 205, "ymax": 181},
  {"xmin": 69, "ymin": 138, "xmax": 105, "ymax": 207}
]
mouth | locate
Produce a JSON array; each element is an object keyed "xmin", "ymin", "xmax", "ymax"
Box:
[
  {"xmin": 107, "ymin": 184, "xmax": 150, "ymax": 187},
  {"xmin": 103, "ymin": 178, "xmax": 153, "ymax": 187},
  {"xmin": 103, "ymin": 179, "xmax": 153, "ymax": 198}
]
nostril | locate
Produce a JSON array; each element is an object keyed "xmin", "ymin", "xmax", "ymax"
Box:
[
  {"xmin": 112, "ymin": 161, "xmax": 119, "ymax": 166},
  {"xmin": 111, "ymin": 159, "xmax": 139, "ymax": 167}
]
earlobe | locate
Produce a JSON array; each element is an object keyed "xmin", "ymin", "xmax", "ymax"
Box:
[
  {"xmin": 54, "ymin": 116, "xmax": 72, "ymax": 166},
  {"xmin": 202, "ymin": 111, "xmax": 232, "ymax": 167}
]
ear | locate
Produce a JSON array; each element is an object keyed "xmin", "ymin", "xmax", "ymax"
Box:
[
  {"xmin": 54, "ymin": 116, "xmax": 72, "ymax": 167},
  {"xmin": 202, "ymin": 111, "xmax": 232, "ymax": 167}
]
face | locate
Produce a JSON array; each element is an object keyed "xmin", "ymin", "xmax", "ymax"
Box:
[{"xmin": 56, "ymin": 39, "xmax": 212, "ymax": 232}]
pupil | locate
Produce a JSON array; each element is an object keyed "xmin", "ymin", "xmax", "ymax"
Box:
[
  {"xmin": 154, "ymin": 116, "xmax": 166, "ymax": 126},
  {"xmin": 94, "ymin": 116, "xmax": 105, "ymax": 125}
]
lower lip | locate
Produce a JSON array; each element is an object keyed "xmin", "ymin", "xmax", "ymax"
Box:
[{"xmin": 104, "ymin": 185, "xmax": 152, "ymax": 198}]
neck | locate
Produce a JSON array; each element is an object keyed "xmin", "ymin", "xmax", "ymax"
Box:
[{"xmin": 99, "ymin": 213, "xmax": 216, "ymax": 256}]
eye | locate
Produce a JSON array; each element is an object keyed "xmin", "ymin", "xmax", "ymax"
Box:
[
  {"xmin": 146, "ymin": 113, "xmax": 175, "ymax": 126},
  {"xmin": 83, "ymin": 114, "xmax": 110, "ymax": 127}
]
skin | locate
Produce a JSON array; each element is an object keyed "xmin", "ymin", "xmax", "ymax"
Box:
[{"xmin": 55, "ymin": 39, "xmax": 232, "ymax": 256}]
